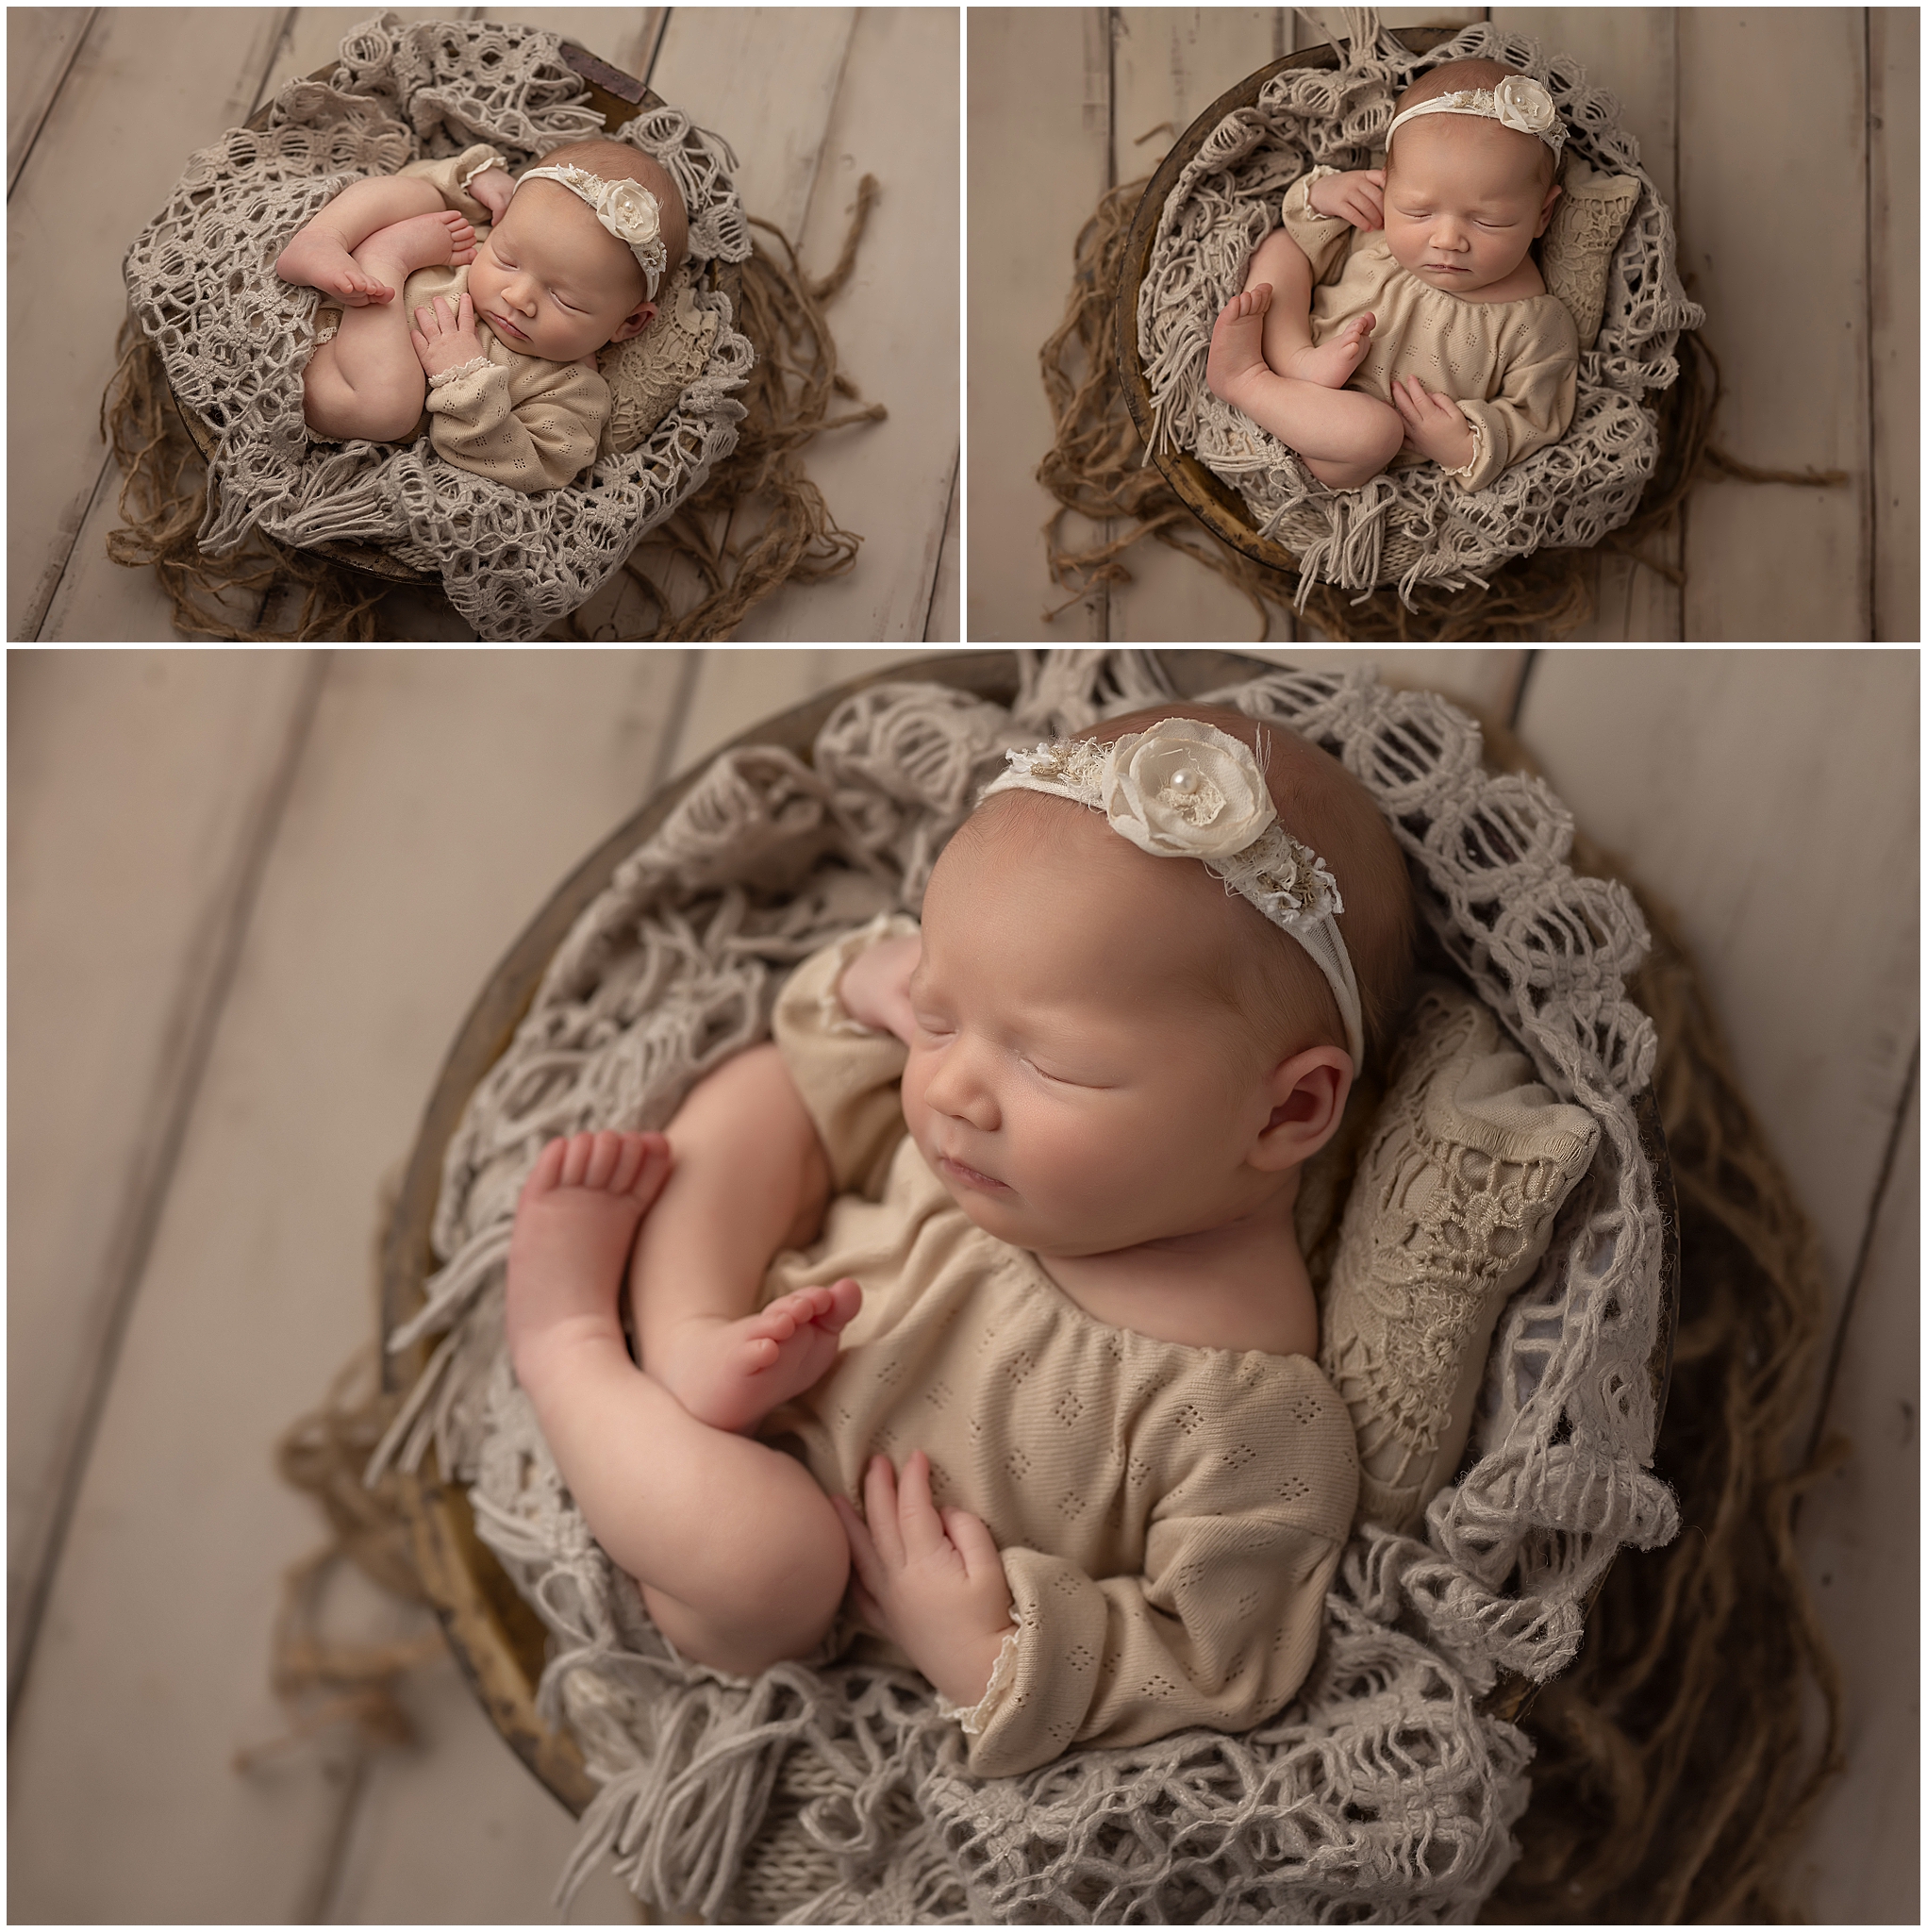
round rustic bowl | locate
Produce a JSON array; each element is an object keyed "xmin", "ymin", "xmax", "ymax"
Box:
[
  {"xmin": 379, "ymin": 649, "xmax": 1678, "ymax": 1808},
  {"xmin": 170, "ymin": 40, "xmax": 739, "ymax": 591},
  {"xmin": 1114, "ymin": 27, "xmax": 1457, "ymax": 578}
]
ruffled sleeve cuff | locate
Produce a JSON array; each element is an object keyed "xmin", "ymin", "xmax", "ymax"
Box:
[
  {"xmin": 1283, "ymin": 164, "xmax": 1342, "ymax": 226},
  {"xmin": 427, "ymin": 355, "xmax": 490, "ymax": 390},
  {"xmin": 934, "ymin": 1613, "xmax": 1022, "ymax": 1735},
  {"xmin": 1439, "ymin": 409, "xmax": 1499, "ymax": 491}
]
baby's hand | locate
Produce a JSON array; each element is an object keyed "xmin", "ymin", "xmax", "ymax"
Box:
[
  {"xmin": 410, "ymin": 291, "xmax": 486, "ymax": 378},
  {"xmin": 838, "ymin": 931, "xmax": 922, "ymax": 1044},
  {"xmin": 834, "ymin": 1451, "xmax": 1016, "ymax": 1711},
  {"xmin": 1309, "ymin": 167, "xmax": 1385, "ymax": 230},
  {"xmin": 468, "ymin": 163, "xmax": 515, "ymax": 225},
  {"xmin": 1392, "ymin": 375, "xmax": 1476, "ymax": 470}
]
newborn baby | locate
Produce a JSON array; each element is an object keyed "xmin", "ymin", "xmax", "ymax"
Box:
[
  {"xmin": 505, "ymin": 707, "xmax": 1416, "ymax": 1777},
  {"xmin": 277, "ymin": 137, "xmax": 689, "ymax": 491},
  {"xmin": 1206, "ymin": 58, "xmax": 1578, "ymax": 492}
]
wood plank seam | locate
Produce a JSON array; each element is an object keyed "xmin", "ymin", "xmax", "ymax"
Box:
[
  {"xmin": 924, "ymin": 452, "xmax": 960, "ymax": 642},
  {"xmin": 7, "ymin": 7, "xmax": 100, "ymax": 198},
  {"xmin": 648, "ymin": 650, "xmax": 704, "ymax": 790},
  {"xmin": 4, "ymin": 653, "xmax": 331, "ymax": 1724},
  {"xmin": 1861, "ymin": 6, "xmax": 1878, "ymax": 639},
  {"xmin": 1800, "ymin": 1038, "xmax": 1920, "ymax": 1477}
]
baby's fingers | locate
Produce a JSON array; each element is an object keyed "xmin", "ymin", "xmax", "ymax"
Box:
[
  {"xmin": 895, "ymin": 1451, "xmax": 948, "ymax": 1558},
  {"xmin": 861, "ymin": 1456, "xmax": 905, "ymax": 1568},
  {"xmin": 941, "ymin": 1507, "xmax": 1002, "ymax": 1581}
]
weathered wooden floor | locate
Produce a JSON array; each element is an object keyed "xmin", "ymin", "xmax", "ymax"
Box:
[
  {"xmin": 8, "ymin": 646, "xmax": 1916, "ymax": 1922},
  {"xmin": 968, "ymin": 7, "xmax": 1919, "ymax": 641},
  {"xmin": 8, "ymin": 8, "xmax": 959, "ymax": 643}
]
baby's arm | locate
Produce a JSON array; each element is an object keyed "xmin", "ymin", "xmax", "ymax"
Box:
[
  {"xmin": 421, "ymin": 345, "xmax": 607, "ymax": 491},
  {"xmin": 1305, "ymin": 166, "xmax": 1386, "ymax": 230}
]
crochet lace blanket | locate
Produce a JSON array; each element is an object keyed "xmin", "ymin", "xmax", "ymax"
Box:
[
  {"xmin": 1137, "ymin": 10, "xmax": 1704, "ymax": 606},
  {"xmin": 374, "ymin": 651, "xmax": 1679, "ymax": 1922},
  {"xmin": 123, "ymin": 12, "xmax": 754, "ymax": 641}
]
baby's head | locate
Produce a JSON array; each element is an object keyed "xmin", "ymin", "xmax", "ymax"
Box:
[
  {"xmin": 469, "ymin": 139, "xmax": 689, "ymax": 362},
  {"xmin": 1381, "ymin": 58, "xmax": 1564, "ymax": 296},
  {"xmin": 905, "ymin": 706, "xmax": 1415, "ymax": 1259}
]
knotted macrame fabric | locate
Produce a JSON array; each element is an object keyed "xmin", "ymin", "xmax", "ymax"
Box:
[
  {"xmin": 374, "ymin": 651, "xmax": 1678, "ymax": 1920},
  {"xmin": 123, "ymin": 12, "xmax": 754, "ymax": 640},
  {"xmin": 1136, "ymin": 12, "xmax": 1703, "ymax": 606}
]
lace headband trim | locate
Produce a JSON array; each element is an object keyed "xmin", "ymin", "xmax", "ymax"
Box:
[{"xmin": 980, "ymin": 718, "xmax": 1366, "ymax": 1071}]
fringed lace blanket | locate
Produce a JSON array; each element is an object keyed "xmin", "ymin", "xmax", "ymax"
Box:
[
  {"xmin": 123, "ymin": 12, "xmax": 754, "ymax": 641},
  {"xmin": 1137, "ymin": 13, "xmax": 1703, "ymax": 606},
  {"xmin": 374, "ymin": 651, "xmax": 1678, "ymax": 1921}
]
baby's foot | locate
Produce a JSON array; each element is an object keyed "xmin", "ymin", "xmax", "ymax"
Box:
[
  {"xmin": 276, "ymin": 217, "xmax": 395, "ymax": 306},
  {"xmin": 1205, "ymin": 284, "xmax": 1274, "ymax": 404},
  {"xmin": 355, "ymin": 209, "xmax": 478, "ymax": 291},
  {"xmin": 505, "ymin": 1131, "xmax": 673, "ymax": 1367},
  {"xmin": 1278, "ymin": 310, "xmax": 1377, "ymax": 390},
  {"xmin": 653, "ymin": 1278, "xmax": 864, "ymax": 1436}
]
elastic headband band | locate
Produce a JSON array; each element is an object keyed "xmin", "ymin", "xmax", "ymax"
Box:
[
  {"xmin": 980, "ymin": 718, "xmax": 1366, "ymax": 1071},
  {"xmin": 1385, "ymin": 74, "xmax": 1566, "ymax": 160}
]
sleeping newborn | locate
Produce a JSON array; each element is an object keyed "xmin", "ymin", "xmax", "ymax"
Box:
[
  {"xmin": 1204, "ymin": 58, "xmax": 1578, "ymax": 492},
  {"xmin": 276, "ymin": 137, "xmax": 689, "ymax": 491}
]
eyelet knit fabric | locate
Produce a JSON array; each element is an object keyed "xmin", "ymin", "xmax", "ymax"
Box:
[
  {"xmin": 373, "ymin": 651, "xmax": 1678, "ymax": 1921},
  {"xmin": 122, "ymin": 12, "xmax": 755, "ymax": 640},
  {"xmin": 1135, "ymin": 11, "xmax": 1703, "ymax": 607}
]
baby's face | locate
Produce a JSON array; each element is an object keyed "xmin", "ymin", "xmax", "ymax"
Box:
[
  {"xmin": 467, "ymin": 180, "xmax": 654, "ymax": 362},
  {"xmin": 1381, "ymin": 118, "xmax": 1558, "ymax": 294},
  {"xmin": 902, "ymin": 806, "xmax": 1287, "ymax": 1260}
]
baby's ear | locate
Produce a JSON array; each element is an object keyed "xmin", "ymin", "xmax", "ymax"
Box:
[{"xmin": 610, "ymin": 300, "xmax": 657, "ymax": 344}]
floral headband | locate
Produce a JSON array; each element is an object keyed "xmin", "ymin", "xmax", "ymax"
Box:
[
  {"xmin": 980, "ymin": 717, "xmax": 1365, "ymax": 1070},
  {"xmin": 517, "ymin": 160, "xmax": 669, "ymax": 299},
  {"xmin": 1386, "ymin": 74, "xmax": 1566, "ymax": 158}
]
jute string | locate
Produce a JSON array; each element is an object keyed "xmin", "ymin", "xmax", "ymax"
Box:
[
  {"xmin": 101, "ymin": 185, "xmax": 884, "ymax": 643},
  {"xmin": 250, "ymin": 733, "xmax": 1845, "ymax": 1919},
  {"xmin": 1038, "ymin": 176, "xmax": 1846, "ymax": 642}
]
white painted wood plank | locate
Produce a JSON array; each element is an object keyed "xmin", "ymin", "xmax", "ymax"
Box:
[
  {"xmin": 647, "ymin": 7, "xmax": 856, "ymax": 243},
  {"xmin": 1105, "ymin": 8, "xmax": 1295, "ymax": 645},
  {"xmin": 1679, "ymin": 10, "xmax": 1870, "ymax": 640},
  {"xmin": 967, "ymin": 7, "xmax": 1110, "ymax": 641},
  {"xmin": 669, "ymin": 645, "xmax": 940, "ymax": 774},
  {"xmin": 8, "ymin": 7, "xmax": 287, "ymax": 641},
  {"xmin": 6, "ymin": 651, "xmax": 692, "ymax": 1923},
  {"xmin": 332, "ymin": 1658, "xmax": 639, "ymax": 1923},
  {"xmin": 1515, "ymin": 650, "xmax": 1919, "ymax": 1320},
  {"xmin": 926, "ymin": 457, "xmax": 960, "ymax": 642},
  {"xmin": 1494, "ymin": 7, "xmax": 1682, "ymax": 641},
  {"xmin": 1790, "ymin": 1075, "xmax": 1919, "ymax": 1925},
  {"xmin": 732, "ymin": 4, "xmax": 959, "ymax": 641},
  {"xmin": 1868, "ymin": 6, "xmax": 1919, "ymax": 642},
  {"xmin": 7, "ymin": 651, "xmax": 315, "ymax": 1679},
  {"xmin": 7, "ymin": 6, "xmax": 94, "ymax": 192}
]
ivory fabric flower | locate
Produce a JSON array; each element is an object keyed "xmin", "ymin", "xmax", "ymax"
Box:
[
  {"xmin": 595, "ymin": 177, "xmax": 662, "ymax": 252},
  {"xmin": 1100, "ymin": 719, "xmax": 1277, "ymax": 860},
  {"xmin": 1492, "ymin": 75, "xmax": 1562, "ymax": 144}
]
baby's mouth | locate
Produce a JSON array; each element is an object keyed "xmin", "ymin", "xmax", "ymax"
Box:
[
  {"xmin": 936, "ymin": 1151, "xmax": 1007, "ymax": 1193},
  {"xmin": 490, "ymin": 309, "xmax": 529, "ymax": 340}
]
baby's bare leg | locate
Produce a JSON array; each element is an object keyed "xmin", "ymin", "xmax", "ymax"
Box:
[
  {"xmin": 506, "ymin": 1129, "xmax": 850, "ymax": 1674},
  {"xmin": 628, "ymin": 1041, "xmax": 861, "ymax": 1434},
  {"xmin": 302, "ymin": 214, "xmax": 476, "ymax": 442},
  {"xmin": 1205, "ymin": 291, "xmax": 1404, "ymax": 490}
]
